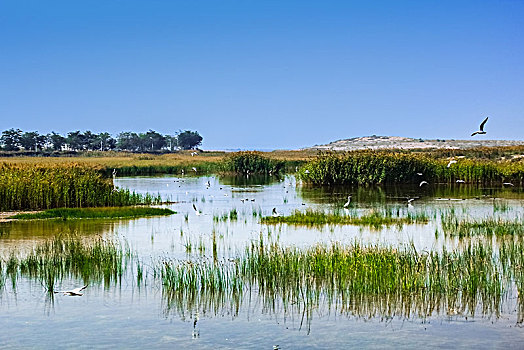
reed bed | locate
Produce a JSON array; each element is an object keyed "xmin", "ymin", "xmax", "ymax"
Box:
[
  {"xmin": 223, "ymin": 151, "xmax": 285, "ymax": 175},
  {"xmin": 0, "ymin": 235, "xmax": 137, "ymax": 293},
  {"xmin": 441, "ymin": 215, "xmax": 524, "ymax": 237},
  {"xmin": 161, "ymin": 240, "xmax": 515, "ymax": 320},
  {"xmin": 0, "ymin": 163, "xmax": 158, "ymax": 210},
  {"xmin": 261, "ymin": 209, "xmax": 428, "ymax": 228},
  {"xmin": 299, "ymin": 151, "xmax": 524, "ymax": 185},
  {"xmin": 10, "ymin": 207, "xmax": 175, "ymax": 220}
]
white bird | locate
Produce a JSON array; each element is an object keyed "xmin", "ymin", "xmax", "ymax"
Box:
[
  {"xmin": 54, "ymin": 285, "xmax": 87, "ymax": 296},
  {"xmin": 343, "ymin": 195, "xmax": 352, "ymax": 208},
  {"xmin": 419, "ymin": 181, "xmax": 428, "ymax": 187},
  {"xmin": 112, "ymin": 169, "xmax": 117, "ymax": 178},
  {"xmin": 503, "ymin": 182, "xmax": 515, "ymax": 187},
  {"xmin": 272, "ymin": 208, "xmax": 280, "ymax": 217},
  {"xmin": 193, "ymin": 204, "xmax": 201, "ymax": 216},
  {"xmin": 456, "ymin": 179, "xmax": 466, "ymax": 183},
  {"xmin": 471, "ymin": 117, "xmax": 488, "ymax": 136},
  {"xmin": 416, "ymin": 173, "xmax": 423, "ymax": 176},
  {"xmin": 181, "ymin": 169, "xmax": 185, "ymax": 175},
  {"xmin": 304, "ymin": 170, "xmax": 310, "ymax": 174},
  {"xmin": 447, "ymin": 160, "xmax": 457, "ymax": 168},
  {"xmin": 191, "ymin": 152, "xmax": 198, "ymax": 157},
  {"xmin": 192, "ymin": 167, "xmax": 197, "ymax": 173}
]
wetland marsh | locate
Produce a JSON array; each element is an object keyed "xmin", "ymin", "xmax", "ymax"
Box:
[{"xmin": 1, "ymin": 171, "xmax": 524, "ymax": 348}]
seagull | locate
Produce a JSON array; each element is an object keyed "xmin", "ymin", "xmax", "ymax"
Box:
[
  {"xmin": 193, "ymin": 204, "xmax": 201, "ymax": 216},
  {"xmin": 343, "ymin": 195, "xmax": 352, "ymax": 208},
  {"xmin": 447, "ymin": 160, "xmax": 457, "ymax": 168},
  {"xmin": 272, "ymin": 208, "xmax": 280, "ymax": 217},
  {"xmin": 54, "ymin": 285, "xmax": 88, "ymax": 296},
  {"xmin": 419, "ymin": 181, "xmax": 428, "ymax": 187},
  {"xmin": 471, "ymin": 117, "xmax": 488, "ymax": 136}
]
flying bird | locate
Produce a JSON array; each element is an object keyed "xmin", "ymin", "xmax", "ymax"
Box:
[
  {"xmin": 503, "ymin": 182, "xmax": 515, "ymax": 187},
  {"xmin": 471, "ymin": 117, "xmax": 488, "ymax": 136},
  {"xmin": 54, "ymin": 285, "xmax": 88, "ymax": 296},
  {"xmin": 419, "ymin": 181, "xmax": 428, "ymax": 187},
  {"xmin": 193, "ymin": 204, "xmax": 201, "ymax": 216},
  {"xmin": 447, "ymin": 160, "xmax": 457, "ymax": 168},
  {"xmin": 456, "ymin": 179, "xmax": 466, "ymax": 184},
  {"xmin": 343, "ymin": 195, "xmax": 352, "ymax": 208}
]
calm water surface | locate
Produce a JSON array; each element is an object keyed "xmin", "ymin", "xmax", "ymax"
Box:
[{"xmin": 1, "ymin": 175, "xmax": 523, "ymax": 349}]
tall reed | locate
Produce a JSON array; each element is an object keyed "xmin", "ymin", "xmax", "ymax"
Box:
[{"xmin": 0, "ymin": 163, "xmax": 158, "ymax": 210}]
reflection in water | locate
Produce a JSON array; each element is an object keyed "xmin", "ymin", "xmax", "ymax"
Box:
[
  {"xmin": 1, "ymin": 175, "xmax": 524, "ymax": 347},
  {"xmin": 161, "ymin": 239, "xmax": 524, "ymax": 327}
]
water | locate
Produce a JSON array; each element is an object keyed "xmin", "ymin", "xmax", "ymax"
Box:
[{"xmin": 1, "ymin": 175, "xmax": 523, "ymax": 349}]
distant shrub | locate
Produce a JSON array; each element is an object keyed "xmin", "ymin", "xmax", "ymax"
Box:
[{"xmin": 223, "ymin": 151, "xmax": 284, "ymax": 175}]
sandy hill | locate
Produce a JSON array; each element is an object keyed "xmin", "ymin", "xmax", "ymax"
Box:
[{"xmin": 306, "ymin": 135, "xmax": 524, "ymax": 151}]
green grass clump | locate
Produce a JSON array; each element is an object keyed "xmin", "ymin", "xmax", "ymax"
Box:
[
  {"xmin": 223, "ymin": 151, "xmax": 285, "ymax": 175},
  {"xmin": 1, "ymin": 235, "xmax": 138, "ymax": 293},
  {"xmin": 441, "ymin": 215, "xmax": 524, "ymax": 237},
  {"xmin": 10, "ymin": 207, "xmax": 175, "ymax": 220},
  {"xmin": 0, "ymin": 163, "xmax": 159, "ymax": 210},
  {"xmin": 161, "ymin": 240, "xmax": 508, "ymax": 319},
  {"xmin": 261, "ymin": 209, "xmax": 428, "ymax": 228},
  {"xmin": 299, "ymin": 151, "xmax": 524, "ymax": 185}
]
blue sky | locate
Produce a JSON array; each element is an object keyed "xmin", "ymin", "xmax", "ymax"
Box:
[{"xmin": 1, "ymin": 0, "xmax": 523, "ymax": 149}]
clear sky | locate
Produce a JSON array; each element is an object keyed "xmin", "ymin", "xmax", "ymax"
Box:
[{"xmin": 1, "ymin": 0, "xmax": 523, "ymax": 150}]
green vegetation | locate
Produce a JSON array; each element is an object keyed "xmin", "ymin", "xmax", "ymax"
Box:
[
  {"xmin": 261, "ymin": 209, "xmax": 428, "ymax": 228},
  {"xmin": 299, "ymin": 151, "xmax": 524, "ymax": 185},
  {"xmin": 224, "ymin": 151, "xmax": 285, "ymax": 175},
  {"xmin": 161, "ymin": 239, "xmax": 523, "ymax": 320},
  {"xmin": 10, "ymin": 207, "xmax": 175, "ymax": 220},
  {"xmin": 441, "ymin": 215, "xmax": 524, "ymax": 237},
  {"xmin": 0, "ymin": 236, "xmax": 138, "ymax": 293},
  {"xmin": 0, "ymin": 163, "xmax": 158, "ymax": 210}
]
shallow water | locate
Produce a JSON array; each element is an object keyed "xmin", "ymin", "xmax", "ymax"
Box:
[{"xmin": 1, "ymin": 175, "xmax": 524, "ymax": 348}]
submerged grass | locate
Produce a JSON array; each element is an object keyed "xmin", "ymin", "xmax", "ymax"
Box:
[
  {"xmin": 9, "ymin": 207, "xmax": 175, "ymax": 220},
  {"xmin": 261, "ymin": 209, "xmax": 428, "ymax": 228}
]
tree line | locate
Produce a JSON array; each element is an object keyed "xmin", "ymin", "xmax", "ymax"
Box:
[{"xmin": 0, "ymin": 129, "xmax": 203, "ymax": 152}]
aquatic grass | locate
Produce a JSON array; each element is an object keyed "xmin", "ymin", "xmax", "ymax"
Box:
[
  {"xmin": 9, "ymin": 207, "xmax": 175, "ymax": 220},
  {"xmin": 441, "ymin": 215, "xmax": 524, "ymax": 237},
  {"xmin": 1, "ymin": 235, "xmax": 139, "ymax": 293},
  {"xmin": 0, "ymin": 163, "xmax": 159, "ymax": 210},
  {"xmin": 299, "ymin": 151, "xmax": 524, "ymax": 185},
  {"xmin": 161, "ymin": 240, "xmax": 510, "ymax": 320},
  {"xmin": 223, "ymin": 151, "xmax": 285, "ymax": 175},
  {"xmin": 261, "ymin": 209, "xmax": 428, "ymax": 228}
]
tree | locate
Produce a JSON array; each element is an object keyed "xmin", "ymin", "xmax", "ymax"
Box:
[
  {"xmin": 96, "ymin": 132, "xmax": 116, "ymax": 151},
  {"xmin": 177, "ymin": 130, "xmax": 203, "ymax": 150},
  {"xmin": 20, "ymin": 131, "xmax": 46, "ymax": 151},
  {"xmin": 47, "ymin": 132, "xmax": 66, "ymax": 151},
  {"xmin": 1, "ymin": 128, "xmax": 22, "ymax": 151},
  {"xmin": 67, "ymin": 131, "xmax": 86, "ymax": 151},
  {"xmin": 142, "ymin": 130, "xmax": 166, "ymax": 151},
  {"xmin": 117, "ymin": 132, "xmax": 140, "ymax": 151}
]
